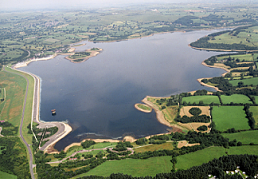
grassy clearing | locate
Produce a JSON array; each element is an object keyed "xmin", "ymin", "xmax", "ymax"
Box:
[
  {"xmin": 229, "ymin": 77, "xmax": 258, "ymax": 86},
  {"xmin": 162, "ymin": 106, "xmax": 179, "ymax": 123},
  {"xmin": 134, "ymin": 142, "xmax": 174, "ymax": 153},
  {"xmin": 182, "ymin": 95, "xmax": 220, "ymax": 105},
  {"xmin": 250, "ymin": 106, "xmax": 258, "ymax": 127},
  {"xmin": 220, "ymin": 94, "xmax": 252, "ymax": 104},
  {"xmin": 0, "ymin": 171, "xmax": 17, "ymax": 179},
  {"xmin": 212, "ymin": 106, "xmax": 250, "ymax": 131},
  {"xmin": 135, "ymin": 103, "xmax": 151, "ymax": 112},
  {"xmin": 72, "ymin": 156, "xmax": 172, "ymax": 178},
  {"xmin": 222, "ymin": 130, "xmax": 258, "ymax": 144}
]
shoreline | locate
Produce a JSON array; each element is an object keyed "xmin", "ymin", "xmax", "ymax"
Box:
[
  {"xmin": 189, "ymin": 44, "xmax": 258, "ymax": 52},
  {"xmin": 13, "ymin": 58, "xmax": 73, "ymax": 153},
  {"xmin": 13, "ymin": 54, "xmax": 58, "ymax": 69},
  {"xmin": 196, "ymin": 60, "xmax": 231, "ymax": 92}
]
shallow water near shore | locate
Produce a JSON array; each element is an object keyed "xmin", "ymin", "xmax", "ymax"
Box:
[{"xmin": 20, "ymin": 30, "xmax": 227, "ymax": 150}]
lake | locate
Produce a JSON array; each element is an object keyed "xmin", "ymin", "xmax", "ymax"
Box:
[{"xmin": 20, "ymin": 30, "xmax": 227, "ymax": 150}]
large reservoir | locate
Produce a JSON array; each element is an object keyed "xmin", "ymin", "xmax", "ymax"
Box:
[{"xmin": 20, "ymin": 30, "xmax": 227, "ymax": 150}]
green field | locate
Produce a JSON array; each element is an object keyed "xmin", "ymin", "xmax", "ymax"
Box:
[
  {"xmin": 72, "ymin": 156, "xmax": 172, "ymax": 178},
  {"xmin": 0, "ymin": 171, "xmax": 17, "ymax": 179},
  {"xmin": 212, "ymin": 106, "xmax": 250, "ymax": 131},
  {"xmin": 182, "ymin": 95, "xmax": 220, "ymax": 105},
  {"xmin": 250, "ymin": 106, "xmax": 258, "ymax": 127},
  {"xmin": 217, "ymin": 53, "xmax": 258, "ymax": 62},
  {"xmin": 72, "ymin": 145, "xmax": 258, "ymax": 178},
  {"xmin": 222, "ymin": 130, "xmax": 258, "ymax": 144},
  {"xmin": 229, "ymin": 77, "xmax": 258, "ymax": 86},
  {"xmin": 220, "ymin": 94, "xmax": 252, "ymax": 104}
]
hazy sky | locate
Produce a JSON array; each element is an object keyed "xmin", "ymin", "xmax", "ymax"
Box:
[{"xmin": 0, "ymin": 0, "xmax": 254, "ymax": 11}]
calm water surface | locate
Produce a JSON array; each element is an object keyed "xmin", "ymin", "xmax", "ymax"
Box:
[{"xmin": 20, "ymin": 30, "xmax": 227, "ymax": 150}]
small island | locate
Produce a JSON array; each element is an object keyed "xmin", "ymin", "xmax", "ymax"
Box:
[
  {"xmin": 65, "ymin": 48, "xmax": 102, "ymax": 63},
  {"xmin": 134, "ymin": 103, "xmax": 152, "ymax": 113}
]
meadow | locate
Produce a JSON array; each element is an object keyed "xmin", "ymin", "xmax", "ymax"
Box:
[
  {"xmin": 182, "ymin": 95, "xmax": 220, "ymax": 105},
  {"xmin": 250, "ymin": 106, "xmax": 258, "ymax": 127},
  {"xmin": 212, "ymin": 106, "xmax": 250, "ymax": 131},
  {"xmin": 229, "ymin": 77, "xmax": 258, "ymax": 86},
  {"xmin": 222, "ymin": 130, "xmax": 258, "ymax": 144},
  {"xmin": 220, "ymin": 94, "xmax": 253, "ymax": 104}
]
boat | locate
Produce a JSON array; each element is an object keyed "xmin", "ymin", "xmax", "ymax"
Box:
[{"xmin": 51, "ymin": 109, "xmax": 56, "ymax": 115}]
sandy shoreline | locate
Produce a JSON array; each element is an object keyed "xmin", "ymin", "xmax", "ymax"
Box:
[
  {"xmin": 13, "ymin": 57, "xmax": 73, "ymax": 153},
  {"xmin": 196, "ymin": 60, "xmax": 231, "ymax": 92},
  {"xmin": 13, "ymin": 54, "xmax": 57, "ymax": 69}
]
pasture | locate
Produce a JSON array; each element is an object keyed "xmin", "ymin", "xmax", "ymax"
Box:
[
  {"xmin": 222, "ymin": 130, "xmax": 258, "ymax": 144},
  {"xmin": 229, "ymin": 77, "xmax": 258, "ymax": 86},
  {"xmin": 250, "ymin": 106, "xmax": 258, "ymax": 127},
  {"xmin": 212, "ymin": 106, "xmax": 249, "ymax": 131},
  {"xmin": 220, "ymin": 94, "xmax": 252, "ymax": 104},
  {"xmin": 182, "ymin": 95, "xmax": 220, "ymax": 105}
]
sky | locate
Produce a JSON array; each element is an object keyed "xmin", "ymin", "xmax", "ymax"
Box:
[{"xmin": 0, "ymin": 0, "xmax": 255, "ymax": 11}]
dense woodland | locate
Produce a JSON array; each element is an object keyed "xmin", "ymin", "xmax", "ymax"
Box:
[{"xmin": 0, "ymin": 137, "xmax": 30, "ymax": 179}]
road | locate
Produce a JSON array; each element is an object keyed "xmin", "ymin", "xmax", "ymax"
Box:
[{"xmin": 3, "ymin": 66, "xmax": 35, "ymax": 179}]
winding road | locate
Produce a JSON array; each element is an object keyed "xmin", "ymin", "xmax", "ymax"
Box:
[{"xmin": 3, "ymin": 66, "xmax": 35, "ymax": 179}]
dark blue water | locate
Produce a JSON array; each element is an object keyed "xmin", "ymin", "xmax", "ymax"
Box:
[{"xmin": 20, "ymin": 30, "xmax": 227, "ymax": 150}]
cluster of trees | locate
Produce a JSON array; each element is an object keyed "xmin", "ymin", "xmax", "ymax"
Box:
[
  {"xmin": 0, "ymin": 121, "xmax": 18, "ymax": 136},
  {"xmin": 113, "ymin": 142, "xmax": 133, "ymax": 151},
  {"xmin": 54, "ymin": 150, "xmax": 67, "ymax": 159},
  {"xmin": 175, "ymin": 115, "xmax": 210, "ymax": 123},
  {"xmin": 197, "ymin": 125, "xmax": 208, "ymax": 131},
  {"xmin": 135, "ymin": 137, "xmax": 148, "ymax": 145},
  {"xmin": 81, "ymin": 140, "xmax": 96, "ymax": 149},
  {"xmin": 166, "ymin": 94, "xmax": 180, "ymax": 106},
  {"xmin": 244, "ymin": 104, "xmax": 256, "ymax": 129},
  {"xmin": 189, "ymin": 107, "xmax": 202, "ymax": 116}
]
